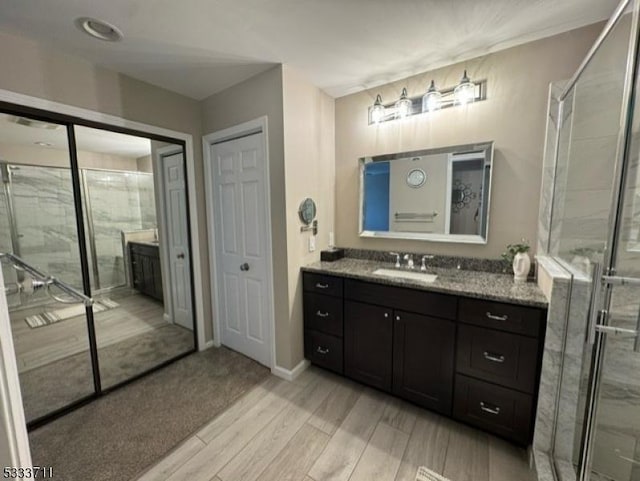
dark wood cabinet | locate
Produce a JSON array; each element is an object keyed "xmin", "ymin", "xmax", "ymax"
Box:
[
  {"xmin": 453, "ymin": 374, "xmax": 533, "ymax": 445},
  {"xmin": 302, "ymin": 270, "xmax": 547, "ymax": 446},
  {"xmin": 393, "ymin": 310, "xmax": 455, "ymax": 415},
  {"xmin": 129, "ymin": 242, "xmax": 163, "ymax": 302},
  {"xmin": 344, "ymin": 301, "xmax": 393, "ymax": 391}
]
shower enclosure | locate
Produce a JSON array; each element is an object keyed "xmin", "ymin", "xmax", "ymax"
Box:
[
  {"xmin": 1, "ymin": 163, "xmax": 156, "ymax": 296},
  {"xmin": 543, "ymin": 0, "xmax": 640, "ymax": 480}
]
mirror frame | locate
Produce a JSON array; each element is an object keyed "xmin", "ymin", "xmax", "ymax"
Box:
[{"xmin": 358, "ymin": 141, "xmax": 494, "ymax": 244}]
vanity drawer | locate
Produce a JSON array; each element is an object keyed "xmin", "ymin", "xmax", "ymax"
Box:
[
  {"xmin": 304, "ymin": 330, "xmax": 343, "ymax": 374},
  {"xmin": 304, "ymin": 292, "xmax": 343, "ymax": 337},
  {"xmin": 345, "ymin": 279, "xmax": 457, "ymax": 320},
  {"xmin": 457, "ymin": 325, "xmax": 539, "ymax": 393},
  {"xmin": 453, "ymin": 374, "xmax": 533, "ymax": 445},
  {"xmin": 458, "ymin": 298, "xmax": 543, "ymax": 337},
  {"xmin": 303, "ymin": 272, "xmax": 344, "ymax": 298}
]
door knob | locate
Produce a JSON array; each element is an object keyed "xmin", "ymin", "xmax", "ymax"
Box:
[
  {"xmin": 240, "ymin": 263, "xmax": 250, "ymax": 271},
  {"xmin": 177, "ymin": 253, "xmax": 185, "ymax": 259}
]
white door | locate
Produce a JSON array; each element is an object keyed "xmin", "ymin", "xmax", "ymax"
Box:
[
  {"xmin": 163, "ymin": 152, "xmax": 193, "ymax": 330},
  {"xmin": 210, "ymin": 133, "xmax": 271, "ymax": 366}
]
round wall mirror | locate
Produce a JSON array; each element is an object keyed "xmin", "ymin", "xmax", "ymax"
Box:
[{"xmin": 298, "ymin": 198, "xmax": 317, "ymax": 225}]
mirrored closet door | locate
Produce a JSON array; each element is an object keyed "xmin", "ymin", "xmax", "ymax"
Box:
[{"xmin": 0, "ymin": 107, "xmax": 197, "ymax": 427}]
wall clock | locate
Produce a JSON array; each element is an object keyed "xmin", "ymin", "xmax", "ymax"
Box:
[{"xmin": 406, "ymin": 168, "xmax": 426, "ymax": 188}]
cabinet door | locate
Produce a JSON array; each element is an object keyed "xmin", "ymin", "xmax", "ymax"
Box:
[
  {"xmin": 344, "ymin": 301, "xmax": 393, "ymax": 391},
  {"xmin": 131, "ymin": 252, "xmax": 144, "ymax": 290},
  {"xmin": 152, "ymin": 256, "xmax": 164, "ymax": 301},
  {"xmin": 393, "ymin": 310, "xmax": 455, "ymax": 415}
]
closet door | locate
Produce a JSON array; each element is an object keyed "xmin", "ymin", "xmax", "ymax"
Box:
[{"xmin": 0, "ymin": 113, "xmax": 96, "ymax": 424}]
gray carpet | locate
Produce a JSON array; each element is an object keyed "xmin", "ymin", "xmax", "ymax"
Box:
[
  {"xmin": 29, "ymin": 346, "xmax": 270, "ymax": 481},
  {"xmin": 20, "ymin": 324, "xmax": 195, "ymax": 422}
]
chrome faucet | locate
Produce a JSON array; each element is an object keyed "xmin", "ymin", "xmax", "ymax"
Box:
[
  {"xmin": 404, "ymin": 254, "xmax": 415, "ymax": 270},
  {"xmin": 389, "ymin": 252, "xmax": 401, "ymax": 268},
  {"xmin": 421, "ymin": 255, "xmax": 435, "ymax": 272}
]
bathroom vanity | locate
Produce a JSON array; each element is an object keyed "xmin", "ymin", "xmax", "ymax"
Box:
[
  {"xmin": 129, "ymin": 241, "xmax": 163, "ymax": 302},
  {"xmin": 302, "ymin": 258, "xmax": 547, "ymax": 445}
]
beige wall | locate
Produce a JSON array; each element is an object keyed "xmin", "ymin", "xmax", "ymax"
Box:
[
  {"xmin": 282, "ymin": 65, "xmax": 335, "ymax": 369},
  {"xmin": 0, "ymin": 31, "xmax": 212, "ymax": 342},
  {"xmin": 335, "ymin": 23, "xmax": 602, "ymax": 258},
  {"xmin": 201, "ymin": 66, "xmax": 292, "ymax": 366}
]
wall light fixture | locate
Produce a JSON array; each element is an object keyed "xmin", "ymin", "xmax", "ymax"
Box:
[{"xmin": 368, "ymin": 71, "xmax": 486, "ymax": 125}]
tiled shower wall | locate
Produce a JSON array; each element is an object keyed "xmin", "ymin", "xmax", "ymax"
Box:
[{"xmin": 1, "ymin": 165, "xmax": 156, "ymax": 292}]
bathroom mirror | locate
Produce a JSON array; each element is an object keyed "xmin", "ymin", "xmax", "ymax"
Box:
[
  {"xmin": 359, "ymin": 142, "xmax": 493, "ymax": 243},
  {"xmin": 298, "ymin": 197, "xmax": 317, "ymax": 225}
]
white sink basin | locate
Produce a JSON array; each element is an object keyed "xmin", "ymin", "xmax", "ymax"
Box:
[{"xmin": 372, "ymin": 268, "xmax": 438, "ymax": 283}]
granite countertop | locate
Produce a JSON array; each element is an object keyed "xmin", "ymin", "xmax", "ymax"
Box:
[
  {"xmin": 302, "ymin": 258, "xmax": 548, "ymax": 308},
  {"xmin": 129, "ymin": 240, "xmax": 160, "ymax": 247}
]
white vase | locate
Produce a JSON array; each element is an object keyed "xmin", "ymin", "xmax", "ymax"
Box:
[{"xmin": 512, "ymin": 252, "xmax": 530, "ymax": 283}]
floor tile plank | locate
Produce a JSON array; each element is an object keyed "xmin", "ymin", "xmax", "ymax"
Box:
[
  {"xmin": 218, "ymin": 378, "xmax": 335, "ymax": 481},
  {"xmin": 443, "ymin": 421, "xmax": 490, "ymax": 481},
  {"xmin": 165, "ymin": 377, "xmax": 303, "ymax": 481},
  {"xmin": 307, "ymin": 388, "xmax": 387, "ymax": 481},
  {"xmin": 380, "ymin": 397, "xmax": 419, "ymax": 435},
  {"xmin": 307, "ymin": 377, "xmax": 362, "ymax": 436},
  {"xmin": 196, "ymin": 376, "xmax": 285, "ymax": 442},
  {"xmin": 489, "ymin": 436, "xmax": 535, "ymax": 481},
  {"xmin": 394, "ymin": 411, "xmax": 452, "ymax": 481},
  {"xmin": 255, "ymin": 424, "xmax": 330, "ymax": 481},
  {"xmin": 349, "ymin": 422, "xmax": 409, "ymax": 481},
  {"xmin": 136, "ymin": 436, "xmax": 206, "ymax": 481},
  {"xmin": 217, "ymin": 374, "xmax": 334, "ymax": 481}
]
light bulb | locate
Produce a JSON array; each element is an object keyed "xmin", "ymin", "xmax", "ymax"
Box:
[
  {"xmin": 421, "ymin": 80, "xmax": 441, "ymax": 113},
  {"xmin": 395, "ymin": 88, "xmax": 413, "ymax": 119},
  {"xmin": 454, "ymin": 70, "xmax": 475, "ymax": 105},
  {"xmin": 370, "ymin": 94, "xmax": 386, "ymax": 123}
]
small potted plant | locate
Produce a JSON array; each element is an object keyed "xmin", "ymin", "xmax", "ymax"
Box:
[{"xmin": 502, "ymin": 239, "xmax": 531, "ymax": 283}]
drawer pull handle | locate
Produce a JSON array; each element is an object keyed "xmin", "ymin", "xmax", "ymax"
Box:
[
  {"xmin": 480, "ymin": 401, "xmax": 501, "ymax": 415},
  {"xmin": 486, "ymin": 311, "xmax": 508, "ymax": 321},
  {"xmin": 316, "ymin": 346, "xmax": 330, "ymax": 355},
  {"xmin": 315, "ymin": 283, "xmax": 329, "ymax": 289},
  {"xmin": 483, "ymin": 351, "xmax": 505, "ymax": 363},
  {"xmin": 316, "ymin": 310, "xmax": 329, "ymax": 318}
]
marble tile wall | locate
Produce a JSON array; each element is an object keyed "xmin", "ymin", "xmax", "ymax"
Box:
[
  {"xmin": 84, "ymin": 169, "xmax": 157, "ymax": 289},
  {"xmin": 11, "ymin": 166, "xmax": 84, "ymax": 288},
  {"xmin": 0, "ymin": 166, "xmax": 157, "ymax": 294},
  {"xmin": 534, "ymin": 256, "xmax": 591, "ymax": 481}
]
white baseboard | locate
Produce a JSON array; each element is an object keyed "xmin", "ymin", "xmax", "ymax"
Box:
[
  {"xmin": 271, "ymin": 359, "xmax": 310, "ymax": 382},
  {"xmin": 200, "ymin": 340, "xmax": 216, "ymax": 351},
  {"xmin": 163, "ymin": 313, "xmax": 172, "ymax": 323}
]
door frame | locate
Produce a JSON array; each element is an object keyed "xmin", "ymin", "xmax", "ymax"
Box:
[
  {"xmin": 203, "ymin": 116, "xmax": 276, "ymax": 369},
  {"xmin": 154, "ymin": 144, "xmax": 183, "ymax": 325},
  {"xmin": 0, "ymin": 88, "xmax": 208, "ymax": 351}
]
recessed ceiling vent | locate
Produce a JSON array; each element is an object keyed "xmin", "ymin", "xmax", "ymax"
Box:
[
  {"xmin": 12, "ymin": 117, "xmax": 61, "ymax": 130},
  {"xmin": 75, "ymin": 17, "xmax": 123, "ymax": 42}
]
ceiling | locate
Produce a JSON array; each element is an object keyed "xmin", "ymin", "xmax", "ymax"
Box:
[
  {"xmin": 0, "ymin": 0, "xmax": 619, "ymax": 100},
  {"xmin": 0, "ymin": 114, "xmax": 152, "ymax": 159}
]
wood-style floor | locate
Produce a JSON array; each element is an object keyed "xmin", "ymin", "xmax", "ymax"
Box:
[
  {"xmin": 10, "ymin": 292, "xmax": 166, "ymax": 373},
  {"xmin": 137, "ymin": 366, "xmax": 536, "ymax": 481}
]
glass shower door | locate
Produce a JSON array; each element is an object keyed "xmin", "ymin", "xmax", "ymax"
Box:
[
  {"xmin": 578, "ymin": 24, "xmax": 640, "ymax": 478},
  {"xmin": 547, "ymin": 2, "xmax": 637, "ymax": 480}
]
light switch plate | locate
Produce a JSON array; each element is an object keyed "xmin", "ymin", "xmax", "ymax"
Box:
[{"xmin": 309, "ymin": 235, "xmax": 316, "ymax": 252}]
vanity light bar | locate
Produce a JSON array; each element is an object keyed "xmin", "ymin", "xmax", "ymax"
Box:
[{"xmin": 367, "ymin": 79, "xmax": 487, "ymax": 125}]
